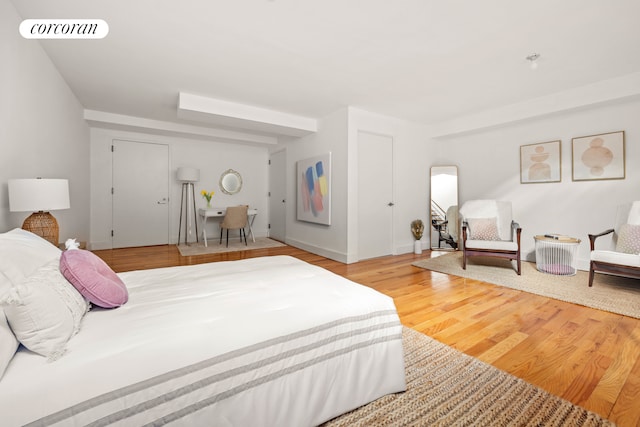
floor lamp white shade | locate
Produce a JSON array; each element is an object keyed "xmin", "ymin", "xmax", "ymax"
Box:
[
  {"xmin": 177, "ymin": 168, "xmax": 199, "ymax": 245},
  {"xmin": 8, "ymin": 178, "xmax": 70, "ymax": 246},
  {"xmin": 177, "ymin": 167, "xmax": 200, "ymax": 182}
]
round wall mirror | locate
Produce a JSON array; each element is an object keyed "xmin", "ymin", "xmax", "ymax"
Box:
[{"xmin": 219, "ymin": 169, "xmax": 243, "ymax": 195}]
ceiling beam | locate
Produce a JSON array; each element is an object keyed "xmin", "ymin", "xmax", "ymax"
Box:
[
  {"xmin": 84, "ymin": 110, "xmax": 279, "ymax": 145},
  {"xmin": 430, "ymin": 72, "xmax": 640, "ymax": 138},
  {"xmin": 178, "ymin": 93, "xmax": 317, "ymax": 138}
]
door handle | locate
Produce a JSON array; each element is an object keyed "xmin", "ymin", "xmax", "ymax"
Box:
[
  {"xmin": 388, "ymin": 202, "xmax": 395, "ymax": 206},
  {"xmin": 157, "ymin": 198, "xmax": 168, "ymax": 204}
]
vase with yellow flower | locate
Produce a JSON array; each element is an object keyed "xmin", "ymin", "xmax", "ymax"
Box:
[{"xmin": 201, "ymin": 190, "xmax": 214, "ymax": 208}]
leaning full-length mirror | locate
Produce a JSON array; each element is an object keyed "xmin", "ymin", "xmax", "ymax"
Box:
[{"xmin": 430, "ymin": 166, "xmax": 459, "ymax": 250}]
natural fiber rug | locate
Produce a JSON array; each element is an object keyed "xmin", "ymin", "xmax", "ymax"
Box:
[
  {"xmin": 412, "ymin": 251, "xmax": 640, "ymax": 319},
  {"xmin": 323, "ymin": 327, "xmax": 613, "ymax": 426},
  {"xmin": 176, "ymin": 237, "xmax": 286, "ymax": 256}
]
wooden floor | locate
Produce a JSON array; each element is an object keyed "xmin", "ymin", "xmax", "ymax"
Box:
[{"xmin": 93, "ymin": 244, "xmax": 640, "ymax": 427}]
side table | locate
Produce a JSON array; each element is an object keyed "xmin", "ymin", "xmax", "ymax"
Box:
[{"xmin": 534, "ymin": 235, "xmax": 581, "ymax": 276}]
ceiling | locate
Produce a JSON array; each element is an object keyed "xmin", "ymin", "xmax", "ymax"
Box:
[{"xmin": 10, "ymin": 0, "xmax": 640, "ymax": 139}]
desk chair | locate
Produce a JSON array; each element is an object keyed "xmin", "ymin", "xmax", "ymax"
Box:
[{"xmin": 219, "ymin": 205, "xmax": 248, "ymax": 247}]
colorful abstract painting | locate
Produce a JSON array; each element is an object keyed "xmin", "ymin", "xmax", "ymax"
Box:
[{"xmin": 297, "ymin": 153, "xmax": 331, "ymax": 225}]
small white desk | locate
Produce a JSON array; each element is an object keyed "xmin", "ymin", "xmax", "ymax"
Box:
[{"xmin": 198, "ymin": 207, "xmax": 258, "ymax": 247}]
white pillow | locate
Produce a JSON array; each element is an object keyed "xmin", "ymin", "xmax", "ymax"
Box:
[
  {"xmin": 0, "ymin": 270, "xmax": 19, "ymax": 378},
  {"xmin": 0, "ymin": 308, "xmax": 19, "ymax": 379},
  {"xmin": 0, "ymin": 260, "xmax": 89, "ymax": 360},
  {"xmin": 0, "ymin": 228, "xmax": 61, "ymax": 285}
]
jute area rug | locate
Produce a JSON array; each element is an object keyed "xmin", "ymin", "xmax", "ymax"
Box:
[
  {"xmin": 323, "ymin": 327, "xmax": 613, "ymax": 427},
  {"xmin": 412, "ymin": 251, "xmax": 640, "ymax": 319},
  {"xmin": 176, "ymin": 237, "xmax": 285, "ymax": 256}
]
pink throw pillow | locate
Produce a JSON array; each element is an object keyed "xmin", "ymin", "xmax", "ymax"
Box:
[{"xmin": 60, "ymin": 250, "xmax": 128, "ymax": 308}]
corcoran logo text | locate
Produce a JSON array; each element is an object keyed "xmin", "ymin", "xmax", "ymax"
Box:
[{"xmin": 20, "ymin": 19, "xmax": 109, "ymax": 39}]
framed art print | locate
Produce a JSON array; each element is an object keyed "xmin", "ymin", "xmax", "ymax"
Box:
[
  {"xmin": 520, "ymin": 140, "xmax": 561, "ymax": 184},
  {"xmin": 297, "ymin": 152, "xmax": 331, "ymax": 225},
  {"xmin": 572, "ymin": 131, "xmax": 625, "ymax": 181}
]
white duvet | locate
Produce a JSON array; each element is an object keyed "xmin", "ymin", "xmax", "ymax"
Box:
[{"xmin": 0, "ymin": 255, "xmax": 405, "ymax": 426}]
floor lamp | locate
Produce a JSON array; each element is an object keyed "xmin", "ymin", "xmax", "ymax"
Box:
[
  {"xmin": 177, "ymin": 167, "xmax": 199, "ymax": 245},
  {"xmin": 8, "ymin": 178, "xmax": 70, "ymax": 246}
]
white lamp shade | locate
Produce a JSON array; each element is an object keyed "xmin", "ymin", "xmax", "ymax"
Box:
[
  {"xmin": 177, "ymin": 167, "xmax": 200, "ymax": 182},
  {"xmin": 8, "ymin": 179, "xmax": 70, "ymax": 212}
]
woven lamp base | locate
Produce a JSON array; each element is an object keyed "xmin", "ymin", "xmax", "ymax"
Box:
[{"xmin": 22, "ymin": 211, "xmax": 59, "ymax": 246}]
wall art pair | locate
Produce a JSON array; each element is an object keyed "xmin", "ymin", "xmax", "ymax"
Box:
[{"xmin": 520, "ymin": 130, "xmax": 625, "ymax": 184}]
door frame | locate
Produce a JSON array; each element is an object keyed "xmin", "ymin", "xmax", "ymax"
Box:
[
  {"xmin": 111, "ymin": 139, "xmax": 170, "ymax": 248},
  {"xmin": 356, "ymin": 131, "xmax": 394, "ymax": 261},
  {"xmin": 268, "ymin": 149, "xmax": 287, "ymax": 242}
]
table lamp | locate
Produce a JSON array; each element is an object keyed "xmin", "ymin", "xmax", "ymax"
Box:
[{"xmin": 8, "ymin": 178, "xmax": 70, "ymax": 246}]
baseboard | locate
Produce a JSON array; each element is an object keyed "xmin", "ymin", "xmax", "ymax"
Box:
[
  {"xmin": 575, "ymin": 258, "xmax": 590, "ymax": 272},
  {"xmin": 396, "ymin": 241, "xmax": 429, "ymax": 255},
  {"xmin": 88, "ymin": 241, "xmax": 111, "ymax": 250},
  {"xmin": 284, "ymin": 237, "xmax": 348, "ymax": 263},
  {"xmin": 285, "ymin": 239, "xmax": 430, "ymax": 263}
]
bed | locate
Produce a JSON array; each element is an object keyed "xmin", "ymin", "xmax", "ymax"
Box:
[{"xmin": 0, "ymin": 229, "xmax": 406, "ymax": 426}]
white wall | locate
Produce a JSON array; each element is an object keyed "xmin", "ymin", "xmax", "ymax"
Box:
[
  {"xmin": 282, "ymin": 108, "xmax": 350, "ymax": 261},
  {"xmin": 89, "ymin": 128, "xmax": 269, "ymax": 249},
  {"xmin": 0, "ymin": 0, "xmax": 90, "ymax": 242},
  {"xmin": 6, "ymin": 0, "xmax": 634, "ymax": 268},
  {"xmin": 434, "ymin": 97, "xmax": 640, "ymax": 270},
  {"xmin": 86, "ymin": 95, "xmax": 638, "ymax": 266},
  {"xmin": 279, "ymin": 107, "xmax": 435, "ymax": 263}
]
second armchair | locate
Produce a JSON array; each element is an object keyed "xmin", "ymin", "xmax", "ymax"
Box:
[{"xmin": 460, "ymin": 200, "xmax": 522, "ymax": 275}]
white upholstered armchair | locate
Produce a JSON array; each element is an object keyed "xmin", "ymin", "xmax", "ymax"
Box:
[
  {"xmin": 460, "ymin": 200, "xmax": 522, "ymax": 275},
  {"xmin": 588, "ymin": 201, "xmax": 640, "ymax": 287}
]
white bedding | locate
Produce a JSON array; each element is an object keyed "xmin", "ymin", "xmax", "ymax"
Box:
[{"xmin": 0, "ymin": 255, "xmax": 405, "ymax": 426}]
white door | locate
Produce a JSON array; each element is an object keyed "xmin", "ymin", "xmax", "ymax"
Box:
[
  {"xmin": 112, "ymin": 140, "xmax": 169, "ymax": 248},
  {"xmin": 268, "ymin": 150, "xmax": 286, "ymax": 242},
  {"xmin": 358, "ymin": 132, "xmax": 393, "ymax": 260}
]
